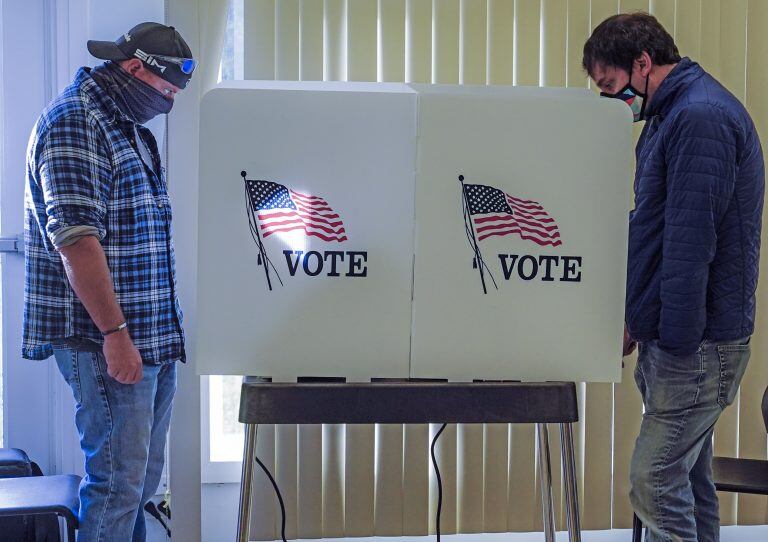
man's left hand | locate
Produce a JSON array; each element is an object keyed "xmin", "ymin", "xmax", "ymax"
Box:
[{"xmin": 623, "ymin": 324, "xmax": 637, "ymax": 356}]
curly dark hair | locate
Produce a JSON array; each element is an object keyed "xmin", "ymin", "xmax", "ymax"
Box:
[{"xmin": 582, "ymin": 12, "xmax": 681, "ymax": 77}]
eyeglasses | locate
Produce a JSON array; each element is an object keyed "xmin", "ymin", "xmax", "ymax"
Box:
[{"xmin": 151, "ymin": 53, "xmax": 197, "ymax": 75}]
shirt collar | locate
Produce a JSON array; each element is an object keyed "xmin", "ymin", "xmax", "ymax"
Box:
[{"xmin": 75, "ymin": 67, "xmax": 134, "ymax": 125}]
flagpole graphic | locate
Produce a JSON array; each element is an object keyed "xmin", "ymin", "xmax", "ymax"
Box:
[
  {"xmin": 460, "ymin": 174, "xmax": 563, "ymax": 293},
  {"xmin": 241, "ymin": 170, "xmax": 284, "ymax": 291},
  {"xmin": 241, "ymin": 171, "xmax": 348, "ymax": 290},
  {"xmin": 460, "ymin": 174, "xmax": 498, "ymax": 295}
]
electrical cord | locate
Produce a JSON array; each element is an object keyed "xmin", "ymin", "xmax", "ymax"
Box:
[
  {"xmin": 254, "ymin": 421, "xmax": 447, "ymax": 542},
  {"xmin": 144, "ymin": 501, "xmax": 171, "ymax": 537},
  {"xmin": 254, "ymin": 424, "xmax": 288, "ymax": 542},
  {"xmin": 430, "ymin": 423, "xmax": 449, "ymax": 542}
]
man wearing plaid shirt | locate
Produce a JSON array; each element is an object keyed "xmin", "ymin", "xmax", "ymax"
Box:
[{"xmin": 23, "ymin": 23, "xmax": 195, "ymax": 541}]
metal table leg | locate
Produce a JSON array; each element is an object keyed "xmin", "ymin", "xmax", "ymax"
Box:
[
  {"xmin": 237, "ymin": 423, "xmax": 258, "ymax": 542},
  {"xmin": 560, "ymin": 422, "xmax": 581, "ymax": 542},
  {"xmin": 536, "ymin": 423, "xmax": 556, "ymax": 542}
]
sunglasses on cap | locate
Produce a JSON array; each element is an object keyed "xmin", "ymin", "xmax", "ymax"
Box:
[{"xmin": 150, "ymin": 53, "xmax": 197, "ymax": 75}]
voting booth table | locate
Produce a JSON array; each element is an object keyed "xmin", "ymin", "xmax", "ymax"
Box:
[{"xmin": 197, "ymin": 82, "xmax": 633, "ymax": 542}]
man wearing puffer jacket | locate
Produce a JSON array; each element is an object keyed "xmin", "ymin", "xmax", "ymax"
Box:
[{"xmin": 583, "ymin": 13, "xmax": 764, "ymax": 542}]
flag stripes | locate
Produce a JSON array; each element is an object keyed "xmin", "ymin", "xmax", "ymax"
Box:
[
  {"xmin": 245, "ymin": 179, "xmax": 348, "ymax": 242},
  {"xmin": 463, "ymin": 183, "xmax": 562, "ymax": 247}
]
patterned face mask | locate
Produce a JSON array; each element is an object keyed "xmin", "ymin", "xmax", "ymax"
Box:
[
  {"xmin": 95, "ymin": 61, "xmax": 173, "ymax": 124},
  {"xmin": 601, "ymin": 72, "xmax": 650, "ymax": 122}
]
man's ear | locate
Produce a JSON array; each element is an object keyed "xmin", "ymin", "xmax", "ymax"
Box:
[
  {"xmin": 635, "ymin": 51, "xmax": 653, "ymax": 77},
  {"xmin": 120, "ymin": 58, "xmax": 144, "ymax": 76}
]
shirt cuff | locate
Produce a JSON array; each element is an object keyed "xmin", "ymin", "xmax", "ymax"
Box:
[{"xmin": 50, "ymin": 225, "xmax": 103, "ymax": 250}]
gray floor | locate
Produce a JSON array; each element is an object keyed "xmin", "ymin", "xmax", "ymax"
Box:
[
  {"xmin": 145, "ymin": 524, "xmax": 768, "ymax": 542},
  {"xmin": 144, "ymin": 496, "xmax": 171, "ymax": 542}
]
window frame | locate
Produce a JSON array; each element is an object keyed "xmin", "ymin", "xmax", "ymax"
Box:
[{"xmin": 201, "ymin": 375, "xmax": 245, "ymax": 484}]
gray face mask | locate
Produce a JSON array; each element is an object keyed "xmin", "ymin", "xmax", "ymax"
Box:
[{"xmin": 95, "ymin": 62, "xmax": 173, "ymax": 124}]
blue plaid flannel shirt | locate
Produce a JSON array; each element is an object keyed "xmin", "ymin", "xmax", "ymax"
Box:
[{"xmin": 23, "ymin": 68, "xmax": 185, "ymax": 364}]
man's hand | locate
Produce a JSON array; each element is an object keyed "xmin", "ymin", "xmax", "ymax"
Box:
[
  {"xmin": 623, "ymin": 324, "xmax": 637, "ymax": 357},
  {"xmin": 103, "ymin": 330, "xmax": 143, "ymax": 384},
  {"xmin": 59, "ymin": 236, "xmax": 142, "ymax": 383}
]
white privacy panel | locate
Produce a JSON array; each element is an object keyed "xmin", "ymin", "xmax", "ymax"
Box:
[
  {"xmin": 410, "ymin": 85, "xmax": 633, "ymax": 382},
  {"xmin": 198, "ymin": 82, "xmax": 631, "ymax": 382},
  {"xmin": 197, "ymin": 81, "xmax": 417, "ymax": 378}
]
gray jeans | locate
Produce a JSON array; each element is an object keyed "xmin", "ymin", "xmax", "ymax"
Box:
[{"xmin": 630, "ymin": 337, "xmax": 750, "ymax": 542}]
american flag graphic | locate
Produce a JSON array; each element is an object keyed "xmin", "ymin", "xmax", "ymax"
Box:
[
  {"xmin": 463, "ymin": 183, "xmax": 562, "ymax": 247},
  {"xmin": 245, "ymin": 180, "xmax": 348, "ymax": 242}
]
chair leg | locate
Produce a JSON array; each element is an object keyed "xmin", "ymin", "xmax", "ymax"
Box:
[
  {"xmin": 536, "ymin": 423, "xmax": 556, "ymax": 542},
  {"xmin": 66, "ymin": 517, "xmax": 77, "ymax": 542},
  {"xmin": 632, "ymin": 513, "xmax": 643, "ymax": 542},
  {"xmin": 237, "ymin": 423, "xmax": 258, "ymax": 542}
]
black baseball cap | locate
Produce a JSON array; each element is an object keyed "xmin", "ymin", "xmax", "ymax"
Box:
[{"xmin": 87, "ymin": 22, "xmax": 195, "ymax": 89}]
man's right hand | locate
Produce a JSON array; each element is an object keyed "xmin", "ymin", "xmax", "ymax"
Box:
[{"xmin": 103, "ymin": 331, "xmax": 143, "ymax": 384}]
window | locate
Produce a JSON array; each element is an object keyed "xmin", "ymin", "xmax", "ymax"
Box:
[
  {"xmin": 0, "ymin": 7, "xmax": 5, "ymax": 448},
  {"xmin": 202, "ymin": 374, "xmax": 245, "ymax": 483},
  {"xmin": 220, "ymin": 0, "xmax": 243, "ymax": 82}
]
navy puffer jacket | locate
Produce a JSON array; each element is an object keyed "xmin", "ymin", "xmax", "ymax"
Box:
[{"xmin": 627, "ymin": 58, "xmax": 764, "ymax": 355}]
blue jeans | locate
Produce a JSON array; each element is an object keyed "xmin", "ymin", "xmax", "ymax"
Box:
[
  {"xmin": 630, "ymin": 337, "xmax": 750, "ymax": 542},
  {"xmin": 53, "ymin": 340, "xmax": 177, "ymax": 542}
]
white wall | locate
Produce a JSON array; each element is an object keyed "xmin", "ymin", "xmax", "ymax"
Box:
[
  {"xmin": 0, "ymin": 0, "xmax": 166, "ymax": 476},
  {"xmin": 1, "ymin": 3, "xmax": 199, "ymax": 541},
  {"xmin": 1, "ymin": 0, "xmax": 54, "ymax": 474},
  {"xmin": 80, "ymin": 0, "xmax": 166, "ymax": 141}
]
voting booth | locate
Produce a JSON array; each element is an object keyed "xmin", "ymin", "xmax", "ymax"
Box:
[{"xmin": 197, "ymin": 82, "xmax": 633, "ymax": 382}]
